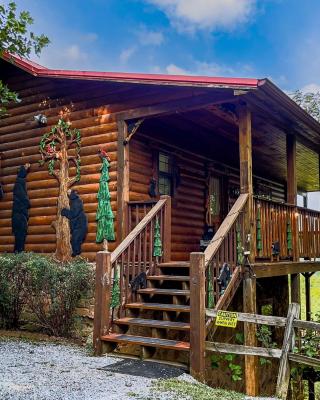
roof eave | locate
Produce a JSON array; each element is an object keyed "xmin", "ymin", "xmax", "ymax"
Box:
[{"xmin": 2, "ymin": 53, "xmax": 259, "ymax": 89}]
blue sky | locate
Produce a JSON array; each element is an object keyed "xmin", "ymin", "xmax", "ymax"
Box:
[{"xmin": 10, "ymin": 0, "xmax": 320, "ymax": 93}]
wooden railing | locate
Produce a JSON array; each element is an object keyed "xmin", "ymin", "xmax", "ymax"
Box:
[
  {"xmin": 127, "ymin": 200, "xmax": 157, "ymax": 233},
  {"xmin": 297, "ymin": 206, "xmax": 320, "ymax": 259},
  {"xmin": 204, "ymin": 193, "xmax": 248, "ymax": 308},
  {"xmin": 93, "ymin": 195, "xmax": 171, "ymax": 355},
  {"xmin": 189, "ymin": 193, "xmax": 249, "ymax": 381},
  {"xmin": 206, "ymin": 303, "xmax": 320, "ymax": 400},
  {"xmin": 254, "ymin": 198, "xmax": 320, "ymax": 260}
]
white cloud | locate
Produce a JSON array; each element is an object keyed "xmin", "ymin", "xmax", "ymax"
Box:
[
  {"xmin": 166, "ymin": 63, "xmax": 188, "ymax": 75},
  {"xmin": 136, "ymin": 27, "xmax": 164, "ymax": 46},
  {"xmin": 164, "ymin": 60, "xmax": 252, "ymax": 77},
  {"xmin": 64, "ymin": 45, "xmax": 88, "ymax": 62},
  {"xmin": 145, "ymin": 0, "xmax": 256, "ymax": 33},
  {"xmin": 119, "ymin": 46, "xmax": 137, "ymax": 63}
]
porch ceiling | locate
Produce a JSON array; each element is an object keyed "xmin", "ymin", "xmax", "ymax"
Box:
[{"xmin": 141, "ymin": 105, "xmax": 320, "ymax": 192}]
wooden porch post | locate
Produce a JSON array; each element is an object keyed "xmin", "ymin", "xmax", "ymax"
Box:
[
  {"xmin": 286, "ymin": 134, "xmax": 300, "ymax": 303},
  {"xmin": 189, "ymin": 252, "xmax": 206, "ymax": 382},
  {"xmin": 117, "ymin": 120, "xmax": 130, "ymax": 243},
  {"xmin": 93, "ymin": 251, "xmax": 112, "ymax": 355},
  {"xmin": 238, "ymin": 102, "xmax": 259, "ymax": 396}
]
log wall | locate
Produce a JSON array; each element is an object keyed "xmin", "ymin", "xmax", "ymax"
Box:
[{"xmin": 0, "ymin": 61, "xmax": 209, "ymax": 261}]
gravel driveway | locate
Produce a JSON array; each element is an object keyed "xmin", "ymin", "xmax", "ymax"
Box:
[
  {"xmin": 0, "ymin": 338, "xmax": 277, "ymax": 400},
  {"xmin": 0, "ymin": 339, "xmax": 193, "ymax": 400}
]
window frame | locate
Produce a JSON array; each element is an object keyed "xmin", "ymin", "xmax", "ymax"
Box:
[{"xmin": 158, "ymin": 151, "xmax": 173, "ymax": 196}]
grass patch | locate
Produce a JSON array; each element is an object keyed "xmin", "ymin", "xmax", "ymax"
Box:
[
  {"xmin": 150, "ymin": 378, "xmax": 244, "ymax": 400},
  {"xmin": 300, "ymin": 272, "xmax": 320, "ymax": 319}
]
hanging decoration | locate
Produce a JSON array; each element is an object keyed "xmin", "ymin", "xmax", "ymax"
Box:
[
  {"xmin": 287, "ymin": 219, "xmax": 292, "ymax": 255},
  {"xmin": 207, "ymin": 268, "xmax": 214, "ymax": 308},
  {"xmin": 96, "ymin": 149, "xmax": 115, "ymax": 250},
  {"xmin": 236, "ymin": 223, "xmax": 244, "ymax": 265},
  {"xmin": 256, "ymin": 206, "xmax": 262, "ymax": 256},
  {"xmin": 110, "ymin": 266, "xmax": 121, "ymax": 309},
  {"xmin": 12, "ymin": 164, "xmax": 30, "ymax": 252},
  {"xmin": 39, "ymin": 117, "xmax": 81, "ymax": 262},
  {"xmin": 153, "ymin": 216, "xmax": 163, "ymax": 259}
]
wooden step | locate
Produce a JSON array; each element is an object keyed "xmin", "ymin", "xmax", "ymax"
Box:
[
  {"xmin": 114, "ymin": 317, "xmax": 190, "ymax": 330},
  {"xmin": 158, "ymin": 262, "xmax": 190, "ymax": 268},
  {"xmin": 138, "ymin": 288, "xmax": 190, "ymax": 296},
  {"xmin": 101, "ymin": 333, "xmax": 190, "ymax": 351},
  {"xmin": 125, "ymin": 302, "xmax": 190, "ymax": 312},
  {"xmin": 147, "ymin": 275, "xmax": 190, "ymax": 281}
]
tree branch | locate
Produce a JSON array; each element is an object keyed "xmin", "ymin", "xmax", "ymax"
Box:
[
  {"xmin": 68, "ymin": 176, "xmax": 78, "ymax": 187},
  {"xmin": 52, "ymin": 169, "xmax": 60, "ymax": 180}
]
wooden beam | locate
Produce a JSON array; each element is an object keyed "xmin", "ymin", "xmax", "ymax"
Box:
[
  {"xmin": 238, "ymin": 102, "xmax": 258, "ymax": 397},
  {"xmin": 286, "ymin": 133, "xmax": 301, "ymax": 306},
  {"xmin": 238, "ymin": 102, "xmax": 253, "ymax": 196},
  {"xmin": 206, "ymin": 309, "xmax": 287, "ymax": 327},
  {"xmin": 289, "ymin": 353, "xmax": 320, "ymax": 369},
  {"xmin": 291, "ymin": 273, "xmax": 301, "ymax": 305},
  {"xmin": 255, "ymin": 262, "xmax": 320, "ymax": 278},
  {"xmin": 117, "ymin": 120, "xmax": 130, "ymax": 243},
  {"xmin": 243, "ymin": 274, "xmax": 259, "ymax": 396},
  {"xmin": 93, "ymin": 251, "xmax": 112, "ymax": 355},
  {"xmin": 189, "ymin": 252, "xmax": 206, "ymax": 382},
  {"xmin": 276, "ymin": 303, "xmax": 300, "ymax": 400},
  {"xmin": 206, "ymin": 342, "xmax": 281, "ymax": 359},
  {"xmin": 162, "ymin": 195, "xmax": 172, "ymax": 262},
  {"xmin": 117, "ymin": 93, "xmax": 236, "ymax": 121},
  {"xmin": 286, "ymin": 133, "xmax": 297, "ymax": 205}
]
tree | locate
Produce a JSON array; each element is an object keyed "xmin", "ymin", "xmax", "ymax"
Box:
[
  {"xmin": 291, "ymin": 90, "xmax": 320, "ymax": 122},
  {"xmin": 0, "ymin": 2, "xmax": 49, "ymax": 116},
  {"xmin": 153, "ymin": 217, "xmax": 162, "ymax": 259},
  {"xmin": 39, "ymin": 116, "xmax": 81, "ymax": 262},
  {"xmin": 96, "ymin": 152, "xmax": 115, "ymax": 250}
]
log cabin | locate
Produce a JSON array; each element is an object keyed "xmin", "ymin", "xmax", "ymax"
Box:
[{"xmin": 1, "ymin": 54, "xmax": 320, "ymax": 396}]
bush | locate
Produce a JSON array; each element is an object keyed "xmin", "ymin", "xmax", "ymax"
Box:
[
  {"xmin": 0, "ymin": 253, "xmax": 94, "ymax": 336},
  {"xmin": 0, "ymin": 253, "xmax": 29, "ymax": 328}
]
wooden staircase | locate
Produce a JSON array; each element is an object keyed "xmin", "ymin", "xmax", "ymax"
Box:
[
  {"xmin": 93, "ymin": 194, "xmax": 248, "ymax": 368},
  {"xmin": 101, "ymin": 261, "xmax": 191, "ymax": 364}
]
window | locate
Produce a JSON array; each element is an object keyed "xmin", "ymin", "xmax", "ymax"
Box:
[{"xmin": 158, "ymin": 152, "xmax": 173, "ymax": 196}]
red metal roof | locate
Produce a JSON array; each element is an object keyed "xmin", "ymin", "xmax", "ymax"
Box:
[{"xmin": 2, "ymin": 53, "xmax": 259, "ymax": 89}]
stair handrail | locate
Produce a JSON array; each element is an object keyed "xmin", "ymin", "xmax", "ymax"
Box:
[
  {"xmin": 111, "ymin": 195, "xmax": 170, "ymax": 264},
  {"xmin": 203, "ymin": 193, "xmax": 249, "ymax": 267},
  {"xmin": 93, "ymin": 195, "xmax": 171, "ymax": 355}
]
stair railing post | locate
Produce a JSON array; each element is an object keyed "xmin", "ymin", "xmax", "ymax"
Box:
[
  {"xmin": 161, "ymin": 195, "xmax": 171, "ymax": 262},
  {"xmin": 93, "ymin": 251, "xmax": 112, "ymax": 356},
  {"xmin": 190, "ymin": 252, "xmax": 206, "ymax": 382}
]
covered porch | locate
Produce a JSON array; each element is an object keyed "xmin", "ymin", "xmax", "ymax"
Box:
[{"xmin": 95, "ymin": 77, "xmax": 320, "ymax": 397}]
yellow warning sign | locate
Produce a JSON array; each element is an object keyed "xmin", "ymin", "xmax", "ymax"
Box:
[{"xmin": 215, "ymin": 310, "xmax": 238, "ymax": 328}]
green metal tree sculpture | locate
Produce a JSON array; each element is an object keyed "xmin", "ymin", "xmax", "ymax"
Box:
[
  {"xmin": 111, "ymin": 266, "xmax": 120, "ymax": 310},
  {"xmin": 39, "ymin": 116, "xmax": 81, "ymax": 262},
  {"xmin": 153, "ymin": 216, "xmax": 163, "ymax": 260},
  {"xmin": 256, "ymin": 207, "xmax": 262, "ymax": 256},
  {"xmin": 96, "ymin": 150, "xmax": 115, "ymax": 250},
  {"xmin": 207, "ymin": 268, "xmax": 214, "ymax": 308}
]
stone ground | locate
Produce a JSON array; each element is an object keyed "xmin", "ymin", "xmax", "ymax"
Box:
[{"xmin": 0, "ymin": 338, "xmax": 277, "ymax": 400}]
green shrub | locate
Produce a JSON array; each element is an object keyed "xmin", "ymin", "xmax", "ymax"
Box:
[
  {"xmin": 0, "ymin": 252, "xmax": 94, "ymax": 336},
  {"xmin": 0, "ymin": 253, "xmax": 29, "ymax": 328}
]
